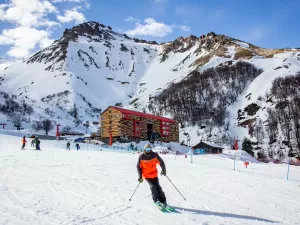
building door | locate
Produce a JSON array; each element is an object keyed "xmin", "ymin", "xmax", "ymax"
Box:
[{"xmin": 147, "ymin": 123, "xmax": 153, "ymax": 139}]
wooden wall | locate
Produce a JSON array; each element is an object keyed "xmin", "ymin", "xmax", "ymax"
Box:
[
  {"xmin": 100, "ymin": 107, "xmax": 122, "ymax": 138},
  {"xmin": 164, "ymin": 122, "xmax": 179, "ymax": 143}
]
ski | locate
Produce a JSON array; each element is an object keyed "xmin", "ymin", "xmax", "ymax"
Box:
[
  {"xmin": 154, "ymin": 202, "xmax": 168, "ymax": 213},
  {"xmin": 163, "ymin": 205, "xmax": 176, "ymax": 212},
  {"xmin": 154, "ymin": 202, "xmax": 180, "ymax": 213},
  {"xmin": 162, "ymin": 204, "xmax": 180, "ymax": 213}
]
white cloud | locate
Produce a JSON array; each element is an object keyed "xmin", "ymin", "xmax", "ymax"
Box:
[
  {"xmin": 0, "ymin": 0, "xmax": 59, "ymax": 28},
  {"xmin": 57, "ymin": 8, "xmax": 86, "ymax": 24},
  {"xmin": 177, "ymin": 25, "xmax": 191, "ymax": 32},
  {"xmin": 0, "ymin": 0, "xmax": 89, "ymax": 59},
  {"xmin": 126, "ymin": 18, "xmax": 172, "ymax": 37},
  {"xmin": 0, "ymin": 26, "xmax": 53, "ymax": 58},
  {"xmin": 51, "ymin": 0, "xmax": 90, "ymax": 9},
  {"xmin": 51, "ymin": 0, "xmax": 85, "ymax": 2},
  {"xmin": 124, "ymin": 16, "xmax": 140, "ymax": 23},
  {"xmin": 40, "ymin": 38, "xmax": 55, "ymax": 48},
  {"xmin": 125, "ymin": 18, "xmax": 191, "ymax": 38}
]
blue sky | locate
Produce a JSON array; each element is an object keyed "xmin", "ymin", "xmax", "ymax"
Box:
[{"xmin": 0, "ymin": 0, "xmax": 299, "ymax": 59}]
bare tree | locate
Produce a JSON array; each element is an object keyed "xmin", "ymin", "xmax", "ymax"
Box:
[
  {"xmin": 83, "ymin": 121, "xmax": 90, "ymax": 133},
  {"xmin": 42, "ymin": 119, "xmax": 54, "ymax": 135},
  {"xmin": 149, "ymin": 62, "xmax": 263, "ymax": 131},
  {"xmin": 62, "ymin": 126, "xmax": 72, "ymax": 132},
  {"xmin": 32, "ymin": 120, "xmax": 43, "ymax": 132},
  {"xmin": 12, "ymin": 116, "xmax": 22, "ymax": 130}
]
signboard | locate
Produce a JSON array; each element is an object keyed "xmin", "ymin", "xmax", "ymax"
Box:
[
  {"xmin": 161, "ymin": 121, "xmax": 170, "ymax": 137},
  {"xmin": 134, "ymin": 120, "xmax": 141, "ymax": 137}
]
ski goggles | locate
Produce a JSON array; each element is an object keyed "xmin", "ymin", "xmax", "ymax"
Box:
[{"xmin": 145, "ymin": 148, "xmax": 152, "ymax": 152}]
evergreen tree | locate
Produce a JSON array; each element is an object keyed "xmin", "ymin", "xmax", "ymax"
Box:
[{"xmin": 242, "ymin": 138, "xmax": 254, "ymax": 156}]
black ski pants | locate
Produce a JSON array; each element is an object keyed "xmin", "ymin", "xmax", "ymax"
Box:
[{"xmin": 146, "ymin": 177, "xmax": 166, "ymax": 204}]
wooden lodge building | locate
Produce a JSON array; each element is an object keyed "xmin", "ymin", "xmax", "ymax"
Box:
[{"xmin": 100, "ymin": 106, "xmax": 179, "ymax": 144}]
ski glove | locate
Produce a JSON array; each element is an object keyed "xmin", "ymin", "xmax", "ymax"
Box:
[
  {"xmin": 161, "ymin": 170, "xmax": 166, "ymax": 176},
  {"xmin": 138, "ymin": 177, "xmax": 143, "ymax": 183}
]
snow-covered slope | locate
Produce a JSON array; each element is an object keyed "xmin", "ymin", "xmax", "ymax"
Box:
[
  {"xmin": 0, "ymin": 22, "xmax": 160, "ymax": 129},
  {"xmin": 1, "ymin": 21, "xmax": 300, "ymax": 151},
  {"xmin": 0, "ymin": 57, "xmax": 15, "ymax": 71},
  {"xmin": 0, "ymin": 133, "xmax": 300, "ymax": 225}
]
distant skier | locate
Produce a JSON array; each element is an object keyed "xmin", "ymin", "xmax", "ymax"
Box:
[
  {"xmin": 31, "ymin": 139, "xmax": 35, "ymax": 147},
  {"xmin": 66, "ymin": 141, "xmax": 71, "ymax": 151},
  {"xmin": 75, "ymin": 143, "xmax": 80, "ymax": 151},
  {"xmin": 35, "ymin": 137, "xmax": 41, "ymax": 150},
  {"xmin": 137, "ymin": 143, "xmax": 167, "ymax": 206},
  {"xmin": 21, "ymin": 136, "xmax": 26, "ymax": 150}
]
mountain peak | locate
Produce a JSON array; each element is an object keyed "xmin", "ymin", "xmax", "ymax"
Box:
[{"xmin": 64, "ymin": 21, "xmax": 113, "ymax": 37}]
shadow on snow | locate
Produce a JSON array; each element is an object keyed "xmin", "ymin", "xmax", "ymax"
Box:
[{"xmin": 171, "ymin": 206, "xmax": 278, "ymax": 223}]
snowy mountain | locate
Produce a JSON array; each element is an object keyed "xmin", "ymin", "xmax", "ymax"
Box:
[
  {"xmin": 0, "ymin": 57, "xmax": 15, "ymax": 71},
  {"xmin": 1, "ymin": 21, "xmax": 300, "ymax": 157}
]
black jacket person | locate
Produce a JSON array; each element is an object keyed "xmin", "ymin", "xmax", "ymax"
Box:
[{"xmin": 136, "ymin": 143, "xmax": 167, "ymax": 204}]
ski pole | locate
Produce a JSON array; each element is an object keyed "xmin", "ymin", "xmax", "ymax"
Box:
[
  {"xmin": 129, "ymin": 182, "xmax": 141, "ymax": 201},
  {"xmin": 166, "ymin": 175, "xmax": 186, "ymax": 201}
]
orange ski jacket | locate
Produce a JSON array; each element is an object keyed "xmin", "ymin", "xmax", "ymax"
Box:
[{"xmin": 137, "ymin": 151, "xmax": 166, "ymax": 179}]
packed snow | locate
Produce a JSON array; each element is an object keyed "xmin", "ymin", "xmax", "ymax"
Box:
[{"xmin": 0, "ymin": 133, "xmax": 300, "ymax": 225}]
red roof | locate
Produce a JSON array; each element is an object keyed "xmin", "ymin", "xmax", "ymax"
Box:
[{"xmin": 102, "ymin": 106, "xmax": 177, "ymax": 123}]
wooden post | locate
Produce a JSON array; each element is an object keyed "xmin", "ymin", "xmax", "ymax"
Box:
[{"xmin": 109, "ymin": 131, "xmax": 112, "ymax": 146}]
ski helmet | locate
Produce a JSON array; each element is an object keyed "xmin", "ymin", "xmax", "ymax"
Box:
[{"xmin": 144, "ymin": 143, "xmax": 152, "ymax": 153}]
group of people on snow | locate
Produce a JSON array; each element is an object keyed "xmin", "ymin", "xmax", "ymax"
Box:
[
  {"xmin": 66, "ymin": 141, "xmax": 80, "ymax": 151},
  {"xmin": 21, "ymin": 136, "xmax": 41, "ymax": 150},
  {"xmin": 21, "ymin": 137, "xmax": 80, "ymax": 151},
  {"xmin": 21, "ymin": 136, "xmax": 166, "ymax": 205}
]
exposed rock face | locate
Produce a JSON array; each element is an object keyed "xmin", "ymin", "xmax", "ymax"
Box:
[
  {"xmin": 162, "ymin": 35, "xmax": 198, "ymax": 55},
  {"xmin": 133, "ymin": 38, "xmax": 158, "ymax": 45}
]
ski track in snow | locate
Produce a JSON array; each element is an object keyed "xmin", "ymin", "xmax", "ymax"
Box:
[{"xmin": 0, "ymin": 134, "xmax": 300, "ymax": 225}]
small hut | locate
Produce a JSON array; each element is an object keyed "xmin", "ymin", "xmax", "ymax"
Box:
[{"xmin": 192, "ymin": 141, "xmax": 224, "ymax": 155}]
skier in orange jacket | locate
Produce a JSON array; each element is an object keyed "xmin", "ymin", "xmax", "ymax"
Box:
[
  {"xmin": 21, "ymin": 136, "xmax": 26, "ymax": 150},
  {"xmin": 136, "ymin": 143, "xmax": 167, "ymax": 205}
]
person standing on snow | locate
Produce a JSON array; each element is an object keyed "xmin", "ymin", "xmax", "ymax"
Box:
[
  {"xmin": 21, "ymin": 136, "xmax": 27, "ymax": 150},
  {"xmin": 35, "ymin": 137, "xmax": 41, "ymax": 150},
  {"xmin": 136, "ymin": 143, "xmax": 167, "ymax": 206},
  {"xmin": 31, "ymin": 139, "xmax": 35, "ymax": 147},
  {"xmin": 66, "ymin": 141, "xmax": 71, "ymax": 151},
  {"xmin": 75, "ymin": 143, "xmax": 80, "ymax": 151}
]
